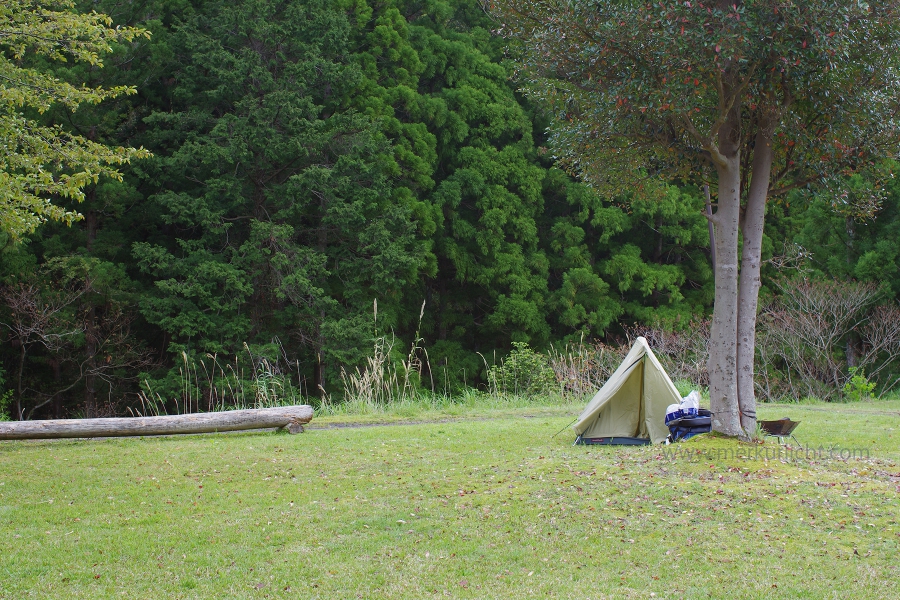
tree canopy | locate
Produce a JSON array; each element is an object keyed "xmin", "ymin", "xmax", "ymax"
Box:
[
  {"xmin": 0, "ymin": 0, "xmax": 149, "ymax": 241},
  {"xmin": 489, "ymin": 0, "xmax": 900, "ymax": 435},
  {"xmin": 3, "ymin": 0, "xmax": 900, "ymax": 421}
]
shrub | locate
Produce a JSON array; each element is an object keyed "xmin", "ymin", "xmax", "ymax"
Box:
[
  {"xmin": 756, "ymin": 278, "xmax": 900, "ymax": 401},
  {"xmin": 488, "ymin": 342, "xmax": 558, "ymax": 397},
  {"xmin": 0, "ymin": 365, "xmax": 11, "ymax": 421},
  {"xmin": 842, "ymin": 367, "xmax": 876, "ymax": 402}
]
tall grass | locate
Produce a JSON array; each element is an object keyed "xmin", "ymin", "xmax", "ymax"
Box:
[
  {"xmin": 331, "ymin": 301, "xmax": 583, "ymax": 417},
  {"xmin": 317, "ymin": 387, "xmax": 577, "ymax": 418},
  {"xmin": 130, "ymin": 307, "xmax": 719, "ymax": 419},
  {"xmin": 134, "ymin": 340, "xmax": 305, "ymax": 416},
  {"xmin": 547, "ymin": 337, "xmax": 628, "ymax": 399},
  {"xmin": 337, "ymin": 300, "xmax": 433, "ymax": 410}
]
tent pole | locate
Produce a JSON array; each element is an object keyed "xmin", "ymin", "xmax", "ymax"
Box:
[{"xmin": 638, "ymin": 356, "xmax": 646, "ymax": 437}]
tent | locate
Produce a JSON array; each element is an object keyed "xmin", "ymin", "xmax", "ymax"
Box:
[{"xmin": 573, "ymin": 336, "xmax": 680, "ymax": 445}]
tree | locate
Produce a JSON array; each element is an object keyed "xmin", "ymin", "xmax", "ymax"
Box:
[
  {"xmin": 412, "ymin": 1, "xmax": 712, "ymax": 364},
  {"xmin": 772, "ymin": 165, "xmax": 900, "ymax": 300},
  {"xmin": 0, "ymin": 0, "xmax": 149, "ymax": 240},
  {"xmin": 0, "ymin": 257, "xmax": 153, "ymax": 419},
  {"xmin": 0, "ymin": 0, "xmax": 727, "ymax": 415},
  {"xmin": 132, "ymin": 0, "xmax": 437, "ymax": 396},
  {"xmin": 0, "ymin": 275, "xmax": 83, "ymax": 420},
  {"xmin": 488, "ymin": 0, "xmax": 900, "ymax": 436}
]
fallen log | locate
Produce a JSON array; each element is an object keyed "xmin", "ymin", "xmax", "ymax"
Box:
[{"xmin": 0, "ymin": 405, "xmax": 314, "ymax": 440}]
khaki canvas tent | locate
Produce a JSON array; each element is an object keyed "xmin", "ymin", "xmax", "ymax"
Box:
[{"xmin": 573, "ymin": 336, "xmax": 680, "ymax": 445}]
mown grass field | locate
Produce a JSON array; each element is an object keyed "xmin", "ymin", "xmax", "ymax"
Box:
[{"xmin": 1, "ymin": 400, "xmax": 898, "ymax": 599}]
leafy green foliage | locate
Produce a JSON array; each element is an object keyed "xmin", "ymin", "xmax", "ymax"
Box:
[
  {"xmin": 0, "ymin": 0, "xmax": 721, "ymax": 416},
  {"xmin": 0, "ymin": 363, "xmax": 12, "ymax": 420},
  {"xmin": 132, "ymin": 0, "xmax": 434, "ymax": 390},
  {"xmin": 490, "ymin": 0, "xmax": 900, "ymax": 199},
  {"xmin": 0, "ymin": 0, "xmax": 150, "ymax": 239},
  {"xmin": 842, "ymin": 367, "xmax": 876, "ymax": 402},
  {"xmin": 769, "ymin": 165, "xmax": 900, "ymax": 300},
  {"xmin": 487, "ymin": 342, "xmax": 557, "ymax": 396}
]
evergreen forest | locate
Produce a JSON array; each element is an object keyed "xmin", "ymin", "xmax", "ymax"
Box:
[{"xmin": 3, "ymin": 0, "xmax": 900, "ymax": 420}]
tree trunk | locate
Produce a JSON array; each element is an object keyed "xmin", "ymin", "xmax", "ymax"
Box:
[
  {"xmin": 704, "ymin": 184, "xmax": 716, "ymax": 271},
  {"xmin": 84, "ymin": 304, "xmax": 98, "ymax": 418},
  {"xmin": 0, "ymin": 405, "xmax": 314, "ymax": 440},
  {"xmin": 84, "ymin": 209, "xmax": 98, "ymax": 418},
  {"xmin": 315, "ymin": 312, "xmax": 326, "ymax": 398},
  {"xmin": 846, "ymin": 333, "xmax": 858, "ymax": 369},
  {"xmin": 736, "ymin": 121, "xmax": 776, "ymax": 435},
  {"xmin": 316, "ymin": 205, "xmax": 328, "ymax": 398},
  {"xmin": 50, "ymin": 358, "xmax": 62, "ymax": 418},
  {"xmin": 16, "ymin": 342, "xmax": 26, "ymax": 421},
  {"xmin": 708, "ymin": 105, "xmax": 743, "ymax": 436},
  {"xmin": 654, "ymin": 215, "xmax": 664, "ymax": 261},
  {"xmin": 315, "ymin": 351, "xmax": 325, "ymax": 398}
]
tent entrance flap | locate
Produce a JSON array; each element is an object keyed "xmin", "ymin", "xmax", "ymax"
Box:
[{"xmin": 572, "ymin": 337, "xmax": 681, "ymax": 445}]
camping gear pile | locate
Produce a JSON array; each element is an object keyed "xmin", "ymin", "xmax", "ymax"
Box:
[
  {"xmin": 664, "ymin": 390, "xmax": 712, "ymax": 442},
  {"xmin": 664, "ymin": 390, "xmax": 700, "ymax": 423},
  {"xmin": 572, "ymin": 337, "xmax": 710, "ymax": 445},
  {"xmin": 571, "ymin": 339, "xmax": 803, "ymax": 446}
]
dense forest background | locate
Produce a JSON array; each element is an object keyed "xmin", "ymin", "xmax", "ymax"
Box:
[{"xmin": 2, "ymin": 0, "xmax": 900, "ymax": 419}]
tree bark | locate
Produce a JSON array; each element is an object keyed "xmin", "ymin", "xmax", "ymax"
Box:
[
  {"xmin": 84, "ymin": 304, "xmax": 98, "ymax": 417},
  {"xmin": 84, "ymin": 209, "xmax": 98, "ymax": 418},
  {"xmin": 315, "ymin": 314, "xmax": 326, "ymax": 399},
  {"xmin": 704, "ymin": 184, "xmax": 716, "ymax": 271},
  {"xmin": 0, "ymin": 405, "xmax": 314, "ymax": 440},
  {"xmin": 16, "ymin": 342, "xmax": 26, "ymax": 421},
  {"xmin": 316, "ymin": 204, "xmax": 328, "ymax": 398},
  {"xmin": 736, "ymin": 120, "xmax": 776, "ymax": 435},
  {"xmin": 708, "ymin": 103, "xmax": 743, "ymax": 436}
]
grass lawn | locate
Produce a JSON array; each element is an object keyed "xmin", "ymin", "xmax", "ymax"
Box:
[{"xmin": 1, "ymin": 399, "xmax": 898, "ymax": 599}]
